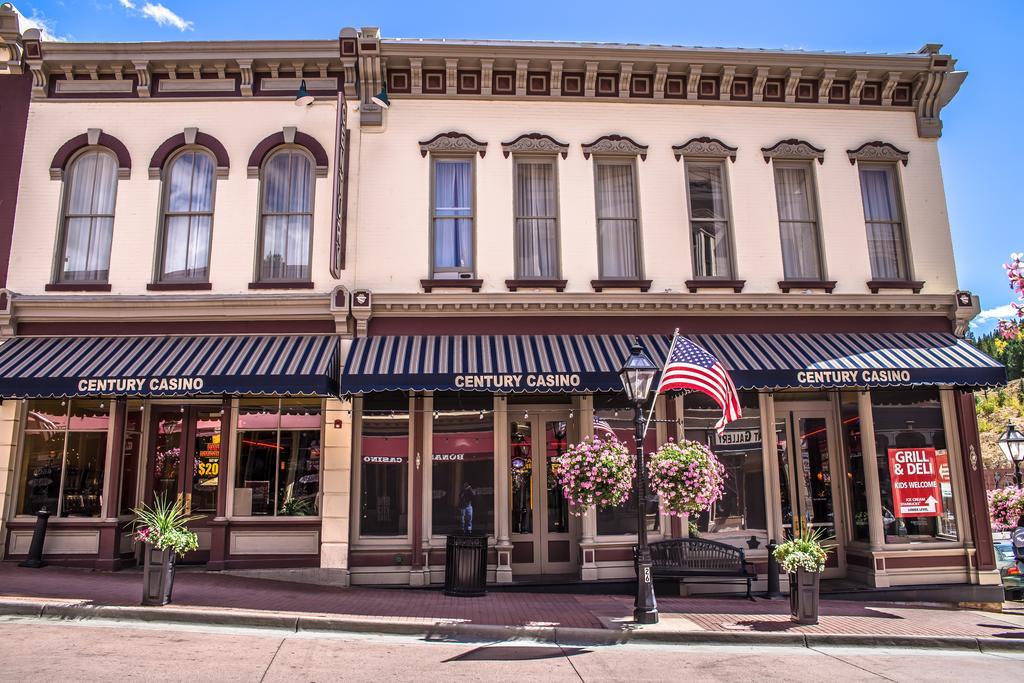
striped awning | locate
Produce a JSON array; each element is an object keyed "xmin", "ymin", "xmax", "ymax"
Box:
[
  {"xmin": 341, "ymin": 332, "xmax": 1004, "ymax": 394},
  {"xmin": 0, "ymin": 335, "xmax": 340, "ymax": 398}
]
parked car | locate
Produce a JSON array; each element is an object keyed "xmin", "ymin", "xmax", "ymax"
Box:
[{"xmin": 995, "ymin": 541, "xmax": 1023, "ymax": 600}]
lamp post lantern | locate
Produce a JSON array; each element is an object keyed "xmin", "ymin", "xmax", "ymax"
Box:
[
  {"xmin": 997, "ymin": 422, "xmax": 1024, "ymax": 489},
  {"xmin": 618, "ymin": 339, "xmax": 660, "ymax": 625}
]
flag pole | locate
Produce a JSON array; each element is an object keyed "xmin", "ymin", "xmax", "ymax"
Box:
[{"xmin": 641, "ymin": 328, "xmax": 679, "ymax": 440}]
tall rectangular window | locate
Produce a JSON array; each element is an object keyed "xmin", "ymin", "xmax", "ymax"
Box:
[
  {"xmin": 431, "ymin": 395, "xmax": 495, "ymax": 536},
  {"xmin": 773, "ymin": 163, "xmax": 823, "ymax": 280},
  {"xmin": 259, "ymin": 149, "xmax": 314, "ymax": 282},
  {"xmin": 594, "ymin": 160, "xmax": 641, "ymax": 278},
  {"xmin": 19, "ymin": 400, "xmax": 109, "ymax": 518},
  {"xmin": 858, "ymin": 164, "xmax": 909, "ymax": 280},
  {"xmin": 432, "ymin": 158, "xmax": 474, "ymax": 275},
  {"xmin": 359, "ymin": 393, "xmax": 410, "ymax": 536},
  {"xmin": 159, "ymin": 150, "xmax": 215, "ymax": 282},
  {"xmin": 686, "ymin": 161, "xmax": 733, "ymax": 278},
  {"xmin": 234, "ymin": 399, "xmax": 322, "ymax": 517},
  {"xmin": 514, "ymin": 159, "xmax": 559, "ymax": 279},
  {"xmin": 58, "ymin": 150, "xmax": 118, "ymax": 283},
  {"xmin": 594, "ymin": 397, "xmax": 659, "ymax": 535}
]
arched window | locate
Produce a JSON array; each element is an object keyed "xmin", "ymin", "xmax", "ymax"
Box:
[
  {"xmin": 258, "ymin": 148, "xmax": 314, "ymax": 282},
  {"xmin": 57, "ymin": 149, "xmax": 118, "ymax": 283},
  {"xmin": 158, "ymin": 149, "xmax": 216, "ymax": 282}
]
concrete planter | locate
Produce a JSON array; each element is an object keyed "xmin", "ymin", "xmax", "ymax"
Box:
[
  {"xmin": 141, "ymin": 546, "xmax": 177, "ymax": 606},
  {"xmin": 789, "ymin": 569, "xmax": 820, "ymax": 625}
]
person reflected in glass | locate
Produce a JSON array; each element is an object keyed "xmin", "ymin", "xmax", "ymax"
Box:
[{"xmin": 458, "ymin": 481, "xmax": 475, "ymax": 533}]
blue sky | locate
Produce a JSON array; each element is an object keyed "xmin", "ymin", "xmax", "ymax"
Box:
[{"xmin": 12, "ymin": 0, "xmax": 1023, "ymax": 332}]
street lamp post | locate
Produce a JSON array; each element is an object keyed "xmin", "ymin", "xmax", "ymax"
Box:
[
  {"xmin": 997, "ymin": 422, "xmax": 1024, "ymax": 489},
  {"xmin": 618, "ymin": 340, "xmax": 660, "ymax": 625}
]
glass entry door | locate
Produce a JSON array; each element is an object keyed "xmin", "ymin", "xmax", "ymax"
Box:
[
  {"xmin": 775, "ymin": 404, "xmax": 846, "ymax": 578},
  {"xmin": 147, "ymin": 405, "xmax": 223, "ymax": 562},
  {"xmin": 509, "ymin": 409, "xmax": 577, "ymax": 575}
]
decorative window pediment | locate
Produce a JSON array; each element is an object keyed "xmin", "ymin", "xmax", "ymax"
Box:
[
  {"xmin": 846, "ymin": 140, "xmax": 909, "ymax": 166},
  {"xmin": 761, "ymin": 138, "xmax": 825, "ymax": 164},
  {"xmin": 501, "ymin": 132, "xmax": 569, "ymax": 159},
  {"xmin": 581, "ymin": 134, "xmax": 648, "ymax": 161},
  {"xmin": 418, "ymin": 131, "xmax": 488, "ymax": 158},
  {"xmin": 247, "ymin": 127, "xmax": 329, "ymax": 179},
  {"xmin": 50, "ymin": 129, "xmax": 132, "ymax": 180},
  {"xmin": 149, "ymin": 128, "xmax": 231, "ymax": 179},
  {"xmin": 672, "ymin": 136, "xmax": 737, "ymax": 162}
]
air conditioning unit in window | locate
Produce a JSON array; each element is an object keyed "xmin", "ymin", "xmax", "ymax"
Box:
[{"xmin": 434, "ymin": 272, "xmax": 475, "ymax": 280}]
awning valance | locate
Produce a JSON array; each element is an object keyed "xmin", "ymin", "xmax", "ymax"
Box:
[
  {"xmin": 0, "ymin": 335, "xmax": 340, "ymax": 398},
  {"xmin": 341, "ymin": 332, "xmax": 1004, "ymax": 394}
]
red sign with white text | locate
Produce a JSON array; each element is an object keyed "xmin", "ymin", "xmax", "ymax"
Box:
[{"xmin": 888, "ymin": 447, "xmax": 943, "ymax": 518}]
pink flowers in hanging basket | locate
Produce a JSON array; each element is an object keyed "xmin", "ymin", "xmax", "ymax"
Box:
[
  {"xmin": 988, "ymin": 486, "xmax": 1024, "ymax": 531},
  {"xmin": 647, "ymin": 439, "xmax": 726, "ymax": 517},
  {"xmin": 555, "ymin": 436, "xmax": 635, "ymax": 514}
]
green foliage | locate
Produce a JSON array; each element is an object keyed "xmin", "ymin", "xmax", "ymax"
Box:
[
  {"xmin": 773, "ymin": 526, "xmax": 831, "ymax": 574},
  {"xmin": 132, "ymin": 493, "xmax": 202, "ymax": 556},
  {"xmin": 972, "ymin": 331, "xmax": 1024, "ymax": 381}
]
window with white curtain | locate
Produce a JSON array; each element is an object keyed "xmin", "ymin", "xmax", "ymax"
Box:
[
  {"xmin": 57, "ymin": 149, "xmax": 118, "ymax": 283},
  {"xmin": 594, "ymin": 159, "xmax": 641, "ymax": 278},
  {"xmin": 686, "ymin": 161, "xmax": 733, "ymax": 279},
  {"xmin": 858, "ymin": 164, "xmax": 909, "ymax": 280},
  {"xmin": 158, "ymin": 150, "xmax": 215, "ymax": 282},
  {"xmin": 514, "ymin": 159, "xmax": 559, "ymax": 279},
  {"xmin": 432, "ymin": 158, "xmax": 474, "ymax": 274},
  {"xmin": 773, "ymin": 162, "xmax": 823, "ymax": 280},
  {"xmin": 258, "ymin": 148, "xmax": 314, "ymax": 282}
]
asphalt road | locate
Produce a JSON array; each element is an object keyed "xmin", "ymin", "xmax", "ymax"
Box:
[{"xmin": 0, "ymin": 616, "xmax": 1021, "ymax": 682}]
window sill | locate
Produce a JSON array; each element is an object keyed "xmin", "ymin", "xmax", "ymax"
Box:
[
  {"xmin": 248, "ymin": 281, "xmax": 315, "ymax": 290},
  {"xmin": 778, "ymin": 279, "xmax": 837, "ymax": 293},
  {"xmin": 45, "ymin": 282, "xmax": 111, "ymax": 292},
  {"xmin": 867, "ymin": 279, "xmax": 925, "ymax": 294},
  {"xmin": 505, "ymin": 278, "xmax": 567, "ymax": 292},
  {"xmin": 147, "ymin": 282, "xmax": 213, "ymax": 291},
  {"xmin": 591, "ymin": 278, "xmax": 652, "ymax": 293},
  {"xmin": 684, "ymin": 279, "xmax": 746, "ymax": 293},
  {"xmin": 421, "ymin": 278, "xmax": 483, "ymax": 293}
]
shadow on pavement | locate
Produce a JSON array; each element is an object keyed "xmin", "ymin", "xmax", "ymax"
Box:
[{"xmin": 443, "ymin": 645, "xmax": 590, "ymax": 662}]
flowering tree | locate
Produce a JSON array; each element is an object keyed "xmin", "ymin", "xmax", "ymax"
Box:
[
  {"xmin": 554, "ymin": 437, "xmax": 635, "ymax": 514},
  {"xmin": 996, "ymin": 252, "xmax": 1024, "ymax": 342},
  {"xmin": 646, "ymin": 439, "xmax": 726, "ymax": 517}
]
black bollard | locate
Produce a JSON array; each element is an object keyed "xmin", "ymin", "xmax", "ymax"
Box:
[
  {"xmin": 765, "ymin": 539, "xmax": 782, "ymax": 599},
  {"xmin": 19, "ymin": 507, "xmax": 50, "ymax": 568}
]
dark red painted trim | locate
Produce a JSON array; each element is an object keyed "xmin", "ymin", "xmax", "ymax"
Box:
[
  {"xmin": 349, "ymin": 550, "xmax": 414, "ymax": 568},
  {"xmin": 421, "ymin": 278, "xmax": 482, "ymax": 293},
  {"xmin": 368, "ymin": 315, "xmax": 954, "ymax": 337},
  {"xmin": 778, "ymin": 280, "xmax": 837, "ymax": 293},
  {"xmin": 247, "ymin": 131, "xmax": 329, "ymax": 169},
  {"xmin": 147, "ymin": 282, "xmax": 213, "ymax": 291},
  {"xmin": 506, "ymin": 279, "xmax": 567, "ymax": 292},
  {"xmin": 868, "ymin": 279, "xmax": 925, "ymax": 294},
  {"xmin": 883, "ymin": 554, "xmax": 968, "ymax": 570},
  {"xmin": 845, "ymin": 552, "xmax": 872, "ymax": 568},
  {"xmin": 50, "ymin": 131, "xmax": 132, "ymax": 176},
  {"xmin": 222, "ymin": 556, "xmax": 320, "ymax": 569},
  {"xmin": 18, "ymin": 319, "xmax": 336, "ymax": 336},
  {"xmin": 45, "ymin": 282, "xmax": 112, "ymax": 292},
  {"xmin": 954, "ymin": 390, "xmax": 997, "ymax": 571},
  {"xmin": 148, "ymin": 131, "xmax": 230, "ymax": 173},
  {"xmin": 594, "ymin": 547, "xmax": 633, "ymax": 562},
  {"xmin": 591, "ymin": 279, "xmax": 652, "ymax": 292},
  {"xmin": 0, "ymin": 73, "xmax": 32, "ymax": 288},
  {"xmin": 248, "ymin": 281, "xmax": 315, "ymax": 290},
  {"xmin": 685, "ymin": 279, "xmax": 746, "ymax": 293}
]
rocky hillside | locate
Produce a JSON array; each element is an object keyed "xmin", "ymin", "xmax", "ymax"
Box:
[{"xmin": 976, "ymin": 379, "xmax": 1024, "ymax": 471}]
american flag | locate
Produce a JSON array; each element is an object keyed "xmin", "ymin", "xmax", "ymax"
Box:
[
  {"xmin": 593, "ymin": 417, "xmax": 617, "ymax": 439},
  {"xmin": 656, "ymin": 335, "xmax": 742, "ymax": 434}
]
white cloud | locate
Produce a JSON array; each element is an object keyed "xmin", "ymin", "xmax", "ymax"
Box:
[
  {"xmin": 118, "ymin": 0, "xmax": 136, "ymax": 8},
  {"xmin": 10, "ymin": 4, "xmax": 69, "ymax": 41},
  {"xmin": 138, "ymin": 3, "xmax": 193, "ymax": 31},
  {"xmin": 969, "ymin": 303, "xmax": 1019, "ymax": 332}
]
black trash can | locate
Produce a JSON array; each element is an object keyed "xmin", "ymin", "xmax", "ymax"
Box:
[{"xmin": 444, "ymin": 534, "xmax": 488, "ymax": 597}]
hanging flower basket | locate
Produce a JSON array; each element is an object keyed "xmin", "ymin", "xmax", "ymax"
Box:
[
  {"xmin": 647, "ymin": 439, "xmax": 725, "ymax": 516},
  {"xmin": 988, "ymin": 486, "xmax": 1024, "ymax": 531},
  {"xmin": 555, "ymin": 436, "xmax": 635, "ymax": 514}
]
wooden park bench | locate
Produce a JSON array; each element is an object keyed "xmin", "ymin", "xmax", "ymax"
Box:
[{"xmin": 646, "ymin": 537, "xmax": 758, "ymax": 600}]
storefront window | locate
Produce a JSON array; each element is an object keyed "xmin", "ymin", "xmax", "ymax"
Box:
[
  {"xmin": 594, "ymin": 396, "xmax": 660, "ymax": 535},
  {"xmin": 235, "ymin": 398, "xmax": 321, "ymax": 517},
  {"xmin": 431, "ymin": 395, "xmax": 494, "ymax": 536},
  {"xmin": 685, "ymin": 392, "xmax": 766, "ymax": 543},
  {"xmin": 19, "ymin": 400, "xmax": 109, "ymax": 518},
  {"xmin": 359, "ymin": 393, "xmax": 410, "ymax": 536},
  {"xmin": 871, "ymin": 389, "xmax": 958, "ymax": 543},
  {"xmin": 840, "ymin": 394, "xmax": 870, "ymax": 542},
  {"xmin": 118, "ymin": 407, "xmax": 143, "ymax": 516}
]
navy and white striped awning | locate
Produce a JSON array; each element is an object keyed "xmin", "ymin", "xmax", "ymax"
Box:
[
  {"xmin": 0, "ymin": 335, "xmax": 340, "ymax": 398},
  {"xmin": 341, "ymin": 332, "xmax": 1004, "ymax": 394}
]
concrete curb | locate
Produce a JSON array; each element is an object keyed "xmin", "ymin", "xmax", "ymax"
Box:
[{"xmin": 1, "ymin": 599, "xmax": 1022, "ymax": 652}]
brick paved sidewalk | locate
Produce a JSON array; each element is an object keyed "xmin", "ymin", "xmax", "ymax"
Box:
[{"xmin": 0, "ymin": 563, "xmax": 1022, "ymax": 640}]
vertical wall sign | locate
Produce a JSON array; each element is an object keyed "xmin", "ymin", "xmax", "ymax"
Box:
[
  {"xmin": 887, "ymin": 447, "xmax": 943, "ymax": 518},
  {"xmin": 330, "ymin": 90, "xmax": 350, "ymax": 277}
]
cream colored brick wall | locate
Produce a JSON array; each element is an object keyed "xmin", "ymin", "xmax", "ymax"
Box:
[
  {"xmin": 0, "ymin": 400, "xmax": 23, "ymax": 558},
  {"xmin": 350, "ymin": 100, "xmax": 959, "ymax": 295},
  {"xmin": 10, "ymin": 99, "xmax": 350, "ymax": 295},
  {"xmin": 320, "ymin": 397, "xmax": 352, "ymax": 570}
]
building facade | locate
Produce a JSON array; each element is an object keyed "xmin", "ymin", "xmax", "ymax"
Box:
[{"xmin": 0, "ymin": 9, "xmax": 1007, "ymax": 598}]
